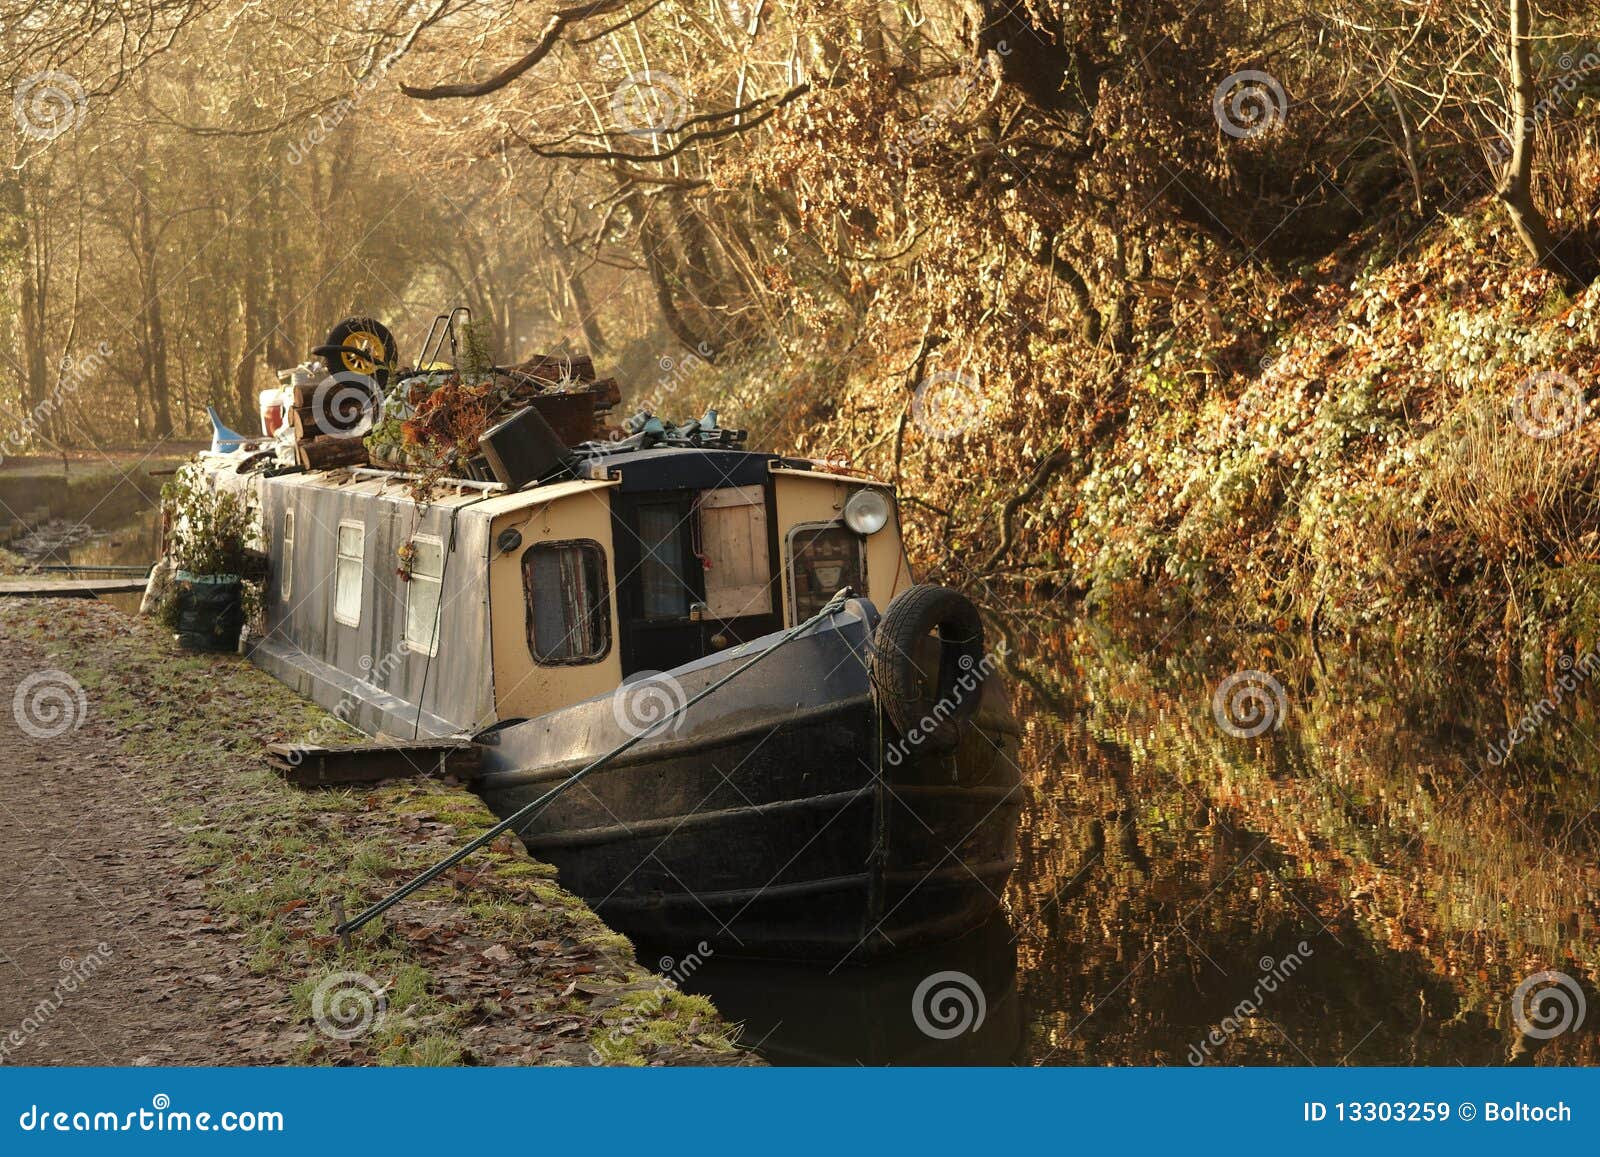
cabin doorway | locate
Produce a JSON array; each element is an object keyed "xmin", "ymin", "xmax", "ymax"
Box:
[{"xmin": 612, "ymin": 486, "xmax": 781, "ymax": 676}]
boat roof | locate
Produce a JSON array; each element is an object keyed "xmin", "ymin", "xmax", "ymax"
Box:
[{"xmin": 261, "ymin": 445, "xmax": 886, "ymax": 517}]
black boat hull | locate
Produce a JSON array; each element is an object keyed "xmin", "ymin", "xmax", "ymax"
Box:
[{"xmin": 473, "ymin": 599, "xmax": 1022, "ymax": 960}]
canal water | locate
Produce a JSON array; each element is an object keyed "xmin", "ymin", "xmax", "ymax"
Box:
[
  {"xmin": 5, "ymin": 468, "xmax": 164, "ymax": 613},
  {"xmin": 679, "ymin": 615, "xmax": 1600, "ymax": 1066},
  {"xmin": 5, "ymin": 462, "xmax": 164, "ymax": 573}
]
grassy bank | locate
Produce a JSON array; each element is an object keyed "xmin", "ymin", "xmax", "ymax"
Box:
[
  {"xmin": 0, "ymin": 599, "xmax": 746, "ymax": 1066},
  {"xmin": 1, "ymin": 451, "xmax": 189, "ymax": 526}
]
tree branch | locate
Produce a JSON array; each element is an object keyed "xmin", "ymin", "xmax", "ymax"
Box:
[
  {"xmin": 525, "ymin": 84, "xmax": 809, "ymax": 163},
  {"xmin": 400, "ymin": 0, "xmax": 632, "ymax": 100}
]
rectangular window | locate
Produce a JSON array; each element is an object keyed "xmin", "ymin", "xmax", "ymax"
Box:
[
  {"xmin": 334, "ymin": 520, "xmax": 365, "ymax": 627},
  {"xmin": 280, "ymin": 509, "xmax": 294, "ymax": 601},
  {"xmin": 404, "ymin": 535, "xmax": 445, "ymax": 655},
  {"xmin": 523, "ymin": 541, "xmax": 610, "ymax": 664},
  {"xmin": 637, "ymin": 502, "xmax": 692, "ymax": 620},
  {"xmin": 788, "ymin": 523, "xmax": 864, "ymax": 621}
]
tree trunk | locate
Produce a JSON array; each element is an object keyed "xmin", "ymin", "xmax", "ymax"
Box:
[
  {"xmin": 632, "ymin": 192, "xmax": 718, "ymax": 360},
  {"xmin": 1498, "ymin": 0, "xmax": 1568, "ymax": 279},
  {"xmin": 6, "ymin": 178, "xmax": 52, "ymax": 436},
  {"xmin": 265, "ymin": 178, "xmax": 296, "ymax": 367},
  {"xmin": 234, "ymin": 203, "xmax": 265, "ymax": 426},
  {"xmin": 132, "ymin": 139, "xmax": 174, "ymax": 439},
  {"xmin": 543, "ymin": 213, "xmax": 607, "ymax": 355}
]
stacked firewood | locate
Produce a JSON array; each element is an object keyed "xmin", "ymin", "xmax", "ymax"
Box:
[
  {"xmin": 289, "ymin": 350, "xmax": 623, "ymax": 476},
  {"xmin": 495, "ymin": 353, "xmax": 621, "ymax": 443},
  {"xmin": 290, "ymin": 377, "xmax": 379, "ymax": 470}
]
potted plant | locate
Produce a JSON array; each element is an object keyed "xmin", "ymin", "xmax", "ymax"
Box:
[{"xmin": 160, "ymin": 465, "xmax": 253, "ymax": 652}]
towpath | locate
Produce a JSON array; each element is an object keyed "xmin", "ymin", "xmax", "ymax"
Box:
[
  {"xmin": 0, "ymin": 609, "xmax": 293, "ymax": 1064},
  {"xmin": 0, "ymin": 599, "xmax": 747, "ymax": 1066}
]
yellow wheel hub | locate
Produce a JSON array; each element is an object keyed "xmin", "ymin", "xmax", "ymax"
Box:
[{"xmin": 337, "ymin": 330, "xmax": 386, "ymax": 374}]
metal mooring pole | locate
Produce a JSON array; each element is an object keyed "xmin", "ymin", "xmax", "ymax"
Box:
[{"xmin": 334, "ymin": 587, "xmax": 856, "ymax": 938}]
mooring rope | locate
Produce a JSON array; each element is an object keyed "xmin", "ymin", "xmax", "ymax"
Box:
[{"xmin": 334, "ymin": 586, "xmax": 857, "ymax": 938}]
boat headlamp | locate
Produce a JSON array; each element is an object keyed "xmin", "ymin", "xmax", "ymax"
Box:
[{"xmin": 843, "ymin": 488, "xmax": 891, "ymax": 536}]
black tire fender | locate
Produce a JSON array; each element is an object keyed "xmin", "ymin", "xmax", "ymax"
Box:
[
  {"xmin": 322, "ymin": 316, "xmax": 398, "ymax": 386},
  {"xmin": 868, "ymin": 584, "xmax": 987, "ymax": 754}
]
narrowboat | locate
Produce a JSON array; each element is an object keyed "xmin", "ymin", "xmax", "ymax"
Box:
[{"xmin": 193, "ymin": 316, "xmax": 1022, "ymax": 960}]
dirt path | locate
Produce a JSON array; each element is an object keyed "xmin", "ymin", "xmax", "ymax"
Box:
[
  {"xmin": 0, "ymin": 622, "xmax": 295, "ymax": 1064},
  {"xmin": 0, "ymin": 599, "xmax": 747, "ymax": 1067}
]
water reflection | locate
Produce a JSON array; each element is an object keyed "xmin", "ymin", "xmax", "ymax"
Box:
[
  {"xmin": 18, "ymin": 508, "xmax": 161, "ymax": 570},
  {"xmin": 8, "ymin": 496, "xmax": 161, "ymax": 613},
  {"xmin": 680, "ymin": 614, "xmax": 1599, "ymax": 1066},
  {"xmin": 678, "ymin": 917, "xmax": 1022, "ymax": 1065}
]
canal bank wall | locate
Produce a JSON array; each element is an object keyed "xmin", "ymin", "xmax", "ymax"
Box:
[{"xmin": 0, "ymin": 598, "xmax": 748, "ymax": 1066}]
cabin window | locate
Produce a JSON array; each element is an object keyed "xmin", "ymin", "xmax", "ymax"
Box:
[
  {"xmin": 280, "ymin": 510, "xmax": 294, "ymax": 601},
  {"xmin": 636, "ymin": 502, "xmax": 693, "ymax": 619},
  {"xmin": 404, "ymin": 535, "xmax": 445, "ymax": 656},
  {"xmin": 334, "ymin": 520, "xmax": 365, "ymax": 627},
  {"xmin": 523, "ymin": 540, "xmax": 610, "ymax": 664},
  {"xmin": 787, "ymin": 523, "xmax": 864, "ymax": 621}
]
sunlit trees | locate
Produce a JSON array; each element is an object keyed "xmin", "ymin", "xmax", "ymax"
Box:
[{"xmin": 4, "ymin": 0, "xmax": 1600, "ymax": 584}]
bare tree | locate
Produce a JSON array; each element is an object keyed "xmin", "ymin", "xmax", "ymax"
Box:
[{"xmin": 1497, "ymin": 0, "xmax": 1566, "ymax": 279}]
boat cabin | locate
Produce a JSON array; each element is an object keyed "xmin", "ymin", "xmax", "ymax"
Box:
[{"xmin": 235, "ymin": 447, "xmax": 915, "ymax": 739}]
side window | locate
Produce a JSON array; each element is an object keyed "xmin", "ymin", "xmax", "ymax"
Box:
[
  {"xmin": 334, "ymin": 520, "xmax": 365, "ymax": 627},
  {"xmin": 280, "ymin": 510, "xmax": 294, "ymax": 601},
  {"xmin": 522, "ymin": 540, "xmax": 610, "ymax": 665},
  {"xmin": 787, "ymin": 523, "xmax": 864, "ymax": 621},
  {"xmin": 404, "ymin": 536, "xmax": 445, "ymax": 655}
]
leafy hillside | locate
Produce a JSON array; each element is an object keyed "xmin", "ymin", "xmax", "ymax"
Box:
[{"xmin": 676, "ymin": 199, "xmax": 1600, "ymax": 666}]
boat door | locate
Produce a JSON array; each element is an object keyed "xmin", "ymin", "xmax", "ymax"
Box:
[
  {"xmin": 613, "ymin": 492, "xmax": 705, "ymax": 674},
  {"xmin": 612, "ymin": 486, "xmax": 781, "ymax": 676}
]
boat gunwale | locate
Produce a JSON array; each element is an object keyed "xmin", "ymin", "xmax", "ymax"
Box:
[
  {"xmin": 592, "ymin": 859, "xmax": 1017, "ymax": 913},
  {"xmin": 513, "ymin": 781, "xmax": 1023, "ymax": 850},
  {"xmin": 473, "ymin": 693, "xmax": 1023, "ymax": 790}
]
